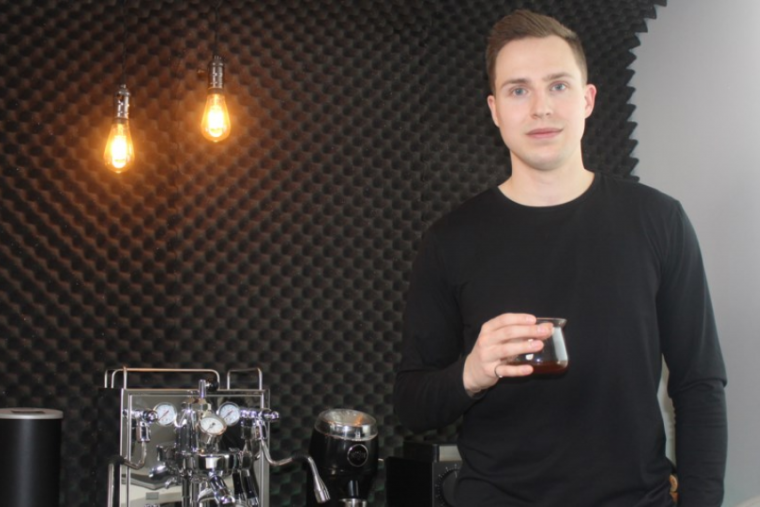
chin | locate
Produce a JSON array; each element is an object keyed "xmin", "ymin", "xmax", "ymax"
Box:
[
  {"xmin": 517, "ymin": 158, "xmax": 565, "ymax": 173},
  {"xmin": 512, "ymin": 149, "xmax": 575, "ymax": 173}
]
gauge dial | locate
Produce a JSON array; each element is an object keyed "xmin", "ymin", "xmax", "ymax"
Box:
[
  {"xmin": 154, "ymin": 402, "xmax": 177, "ymax": 426},
  {"xmin": 199, "ymin": 412, "xmax": 227, "ymax": 436},
  {"xmin": 217, "ymin": 402, "xmax": 241, "ymax": 426}
]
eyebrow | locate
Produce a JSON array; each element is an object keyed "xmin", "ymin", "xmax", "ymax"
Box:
[{"xmin": 499, "ymin": 72, "xmax": 575, "ymax": 90}]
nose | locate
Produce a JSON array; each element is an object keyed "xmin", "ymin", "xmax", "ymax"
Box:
[{"xmin": 531, "ymin": 90, "xmax": 552, "ymax": 118}]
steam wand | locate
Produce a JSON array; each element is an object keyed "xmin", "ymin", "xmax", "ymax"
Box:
[
  {"xmin": 241, "ymin": 408, "xmax": 330, "ymax": 504},
  {"xmin": 107, "ymin": 410, "xmax": 158, "ymax": 507},
  {"xmin": 261, "ymin": 442, "xmax": 330, "ymax": 503}
]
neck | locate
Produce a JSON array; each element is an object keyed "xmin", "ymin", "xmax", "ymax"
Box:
[{"xmin": 500, "ymin": 162, "xmax": 594, "ymax": 207}]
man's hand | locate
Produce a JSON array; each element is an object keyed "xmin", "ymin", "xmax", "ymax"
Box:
[{"xmin": 463, "ymin": 313, "xmax": 553, "ymax": 395}]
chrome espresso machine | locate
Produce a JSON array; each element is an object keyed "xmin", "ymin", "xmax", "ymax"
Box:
[{"xmin": 97, "ymin": 367, "xmax": 330, "ymax": 507}]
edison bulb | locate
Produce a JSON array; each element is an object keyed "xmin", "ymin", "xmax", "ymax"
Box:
[
  {"xmin": 201, "ymin": 55, "xmax": 231, "ymax": 143},
  {"xmin": 104, "ymin": 84, "xmax": 134, "ymax": 173},
  {"xmin": 201, "ymin": 91, "xmax": 231, "ymax": 142},
  {"xmin": 104, "ymin": 119, "xmax": 135, "ymax": 173}
]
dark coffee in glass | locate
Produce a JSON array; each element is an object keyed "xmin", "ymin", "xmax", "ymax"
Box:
[{"xmin": 507, "ymin": 317, "xmax": 568, "ymax": 374}]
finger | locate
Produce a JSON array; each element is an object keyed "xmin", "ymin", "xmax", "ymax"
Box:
[
  {"xmin": 488, "ymin": 322, "xmax": 554, "ymax": 345},
  {"xmin": 481, "ymin": 313, "xmax": 536, "ymax": 333},
  {"xmin": 494, "ymin": 362, "xmax": 533, "ymax": 378},
  {"xmin": 497, "ymin": 336, "xmax": 545, "ymax": 360}
]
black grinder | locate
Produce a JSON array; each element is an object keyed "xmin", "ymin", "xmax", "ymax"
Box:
[{"xmin": 307, "ymin": 409, "xmax": 379, "ymax": 507}]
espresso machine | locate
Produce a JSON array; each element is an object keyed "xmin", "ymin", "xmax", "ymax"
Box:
[
  {"xmin": 307, "ymin": 409, "xmax": 379, "ymax": 507},
  {"xmin": 98, "ymin": 367, "xmax": 330, "ymax": 507}
]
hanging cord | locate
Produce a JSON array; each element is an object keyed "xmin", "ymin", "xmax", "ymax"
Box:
[
  {"xmin": 212, "ymin": 0, "xmax": 223, "ymax": 57},
  {"xmin": 121, "ymin": 0, "xmax": 127, "ymax": 86},
  {"xmin": 170, "ymin": 3, "xmax": 184, "ymax": 350}
]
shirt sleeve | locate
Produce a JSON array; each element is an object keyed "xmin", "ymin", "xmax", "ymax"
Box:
[
  {"xmin": 393, "ymin": 229, "xmax": 482, "ymax": 432},
  {"xmin": 658, "ymin": 202, "xmax": 728, "ymax": 506}
]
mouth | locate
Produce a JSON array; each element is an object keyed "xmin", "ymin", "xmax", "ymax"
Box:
[{"xmin": 527, "ymin": 127, "xmax": 562, "ymax": 139}]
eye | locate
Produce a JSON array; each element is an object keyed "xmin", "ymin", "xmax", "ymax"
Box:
[
  {"xmin": 551, "ymin": 83, "xmax": 568, "ymax": 92},
  {"xmin": 510, "ymin": 87, "xmax": 527, "ymax": 97}
]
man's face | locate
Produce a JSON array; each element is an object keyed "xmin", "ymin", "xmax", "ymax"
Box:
[{"xmin": 487, "ymin": 36, "xmax": 596, "ymax": 174}]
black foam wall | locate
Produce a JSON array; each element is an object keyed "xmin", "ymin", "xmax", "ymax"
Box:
[{"xmin": 0, "ymin": 0, "xmax": 664, "ymax": 505}]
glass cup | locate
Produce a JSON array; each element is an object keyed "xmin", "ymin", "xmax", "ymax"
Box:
[{"xmin": 507, "ymin": 317, "xmax": 569, "ymax": 374}]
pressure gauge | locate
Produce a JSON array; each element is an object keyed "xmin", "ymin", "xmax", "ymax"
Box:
[
  {"xmin": 217, "ymin": 401, "xmax": 241, "ymax": 426},
  {"xmin": 199, "ymin": 411, "xmax": 227, "ymax": 436},
  {"xmin": 153, "ymin": 402, "xmax": 177, "ymax": 427}
]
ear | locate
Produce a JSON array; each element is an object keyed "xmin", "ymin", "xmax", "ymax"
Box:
[
  {"xmin": 487, "ymin": 95, "xmax": 500, "ymax": 127},
  {"xmin": 584, "ymin": 84, "xmax": 597, "ymax": 118}
]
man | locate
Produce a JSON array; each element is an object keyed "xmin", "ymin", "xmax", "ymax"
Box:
[{"xmin": 393, "ymin": 10, "xmax": 727, "ymax": 506}]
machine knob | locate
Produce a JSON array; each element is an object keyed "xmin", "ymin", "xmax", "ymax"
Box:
[
  {"xmin": 346, "ymin": 444, "xmax": 369, "ymax": 467},
  {"xmin": 259, "ymin": 409, "xmax": 279, "ymax": 422},
  {"xmin": 435, "ymin": 466, "xmax": 459, "ymax": 507},
  {"xmin": 240, "ymin": 408, "xmax": 280, "ymax": 423}
]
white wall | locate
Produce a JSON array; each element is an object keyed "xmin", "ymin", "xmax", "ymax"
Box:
[{"xmin": 631, "ymin": 1, "xmax": 760, "ymax": 505}]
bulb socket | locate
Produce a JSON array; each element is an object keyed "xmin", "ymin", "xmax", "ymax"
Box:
[
  {"xmin": 208, "ymin": 54, "xmax": 225, "ymax": 90},
  {"xmin": 113, "ymin": 84, "xmax": 131, "ymax": 120}
]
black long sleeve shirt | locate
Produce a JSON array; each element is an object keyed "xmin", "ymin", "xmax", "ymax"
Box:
[{"xmin": 394, "ymin": 173, "xmax": 727, "ymax": 506}]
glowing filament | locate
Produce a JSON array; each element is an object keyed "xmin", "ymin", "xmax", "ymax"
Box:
[
  {"xmin": 104, "ymin": 120, "xmax": 134, "ymax": 173},
  {"xmin": 201, "ymin": 92, "xmax": 231, "ymax": 142}
]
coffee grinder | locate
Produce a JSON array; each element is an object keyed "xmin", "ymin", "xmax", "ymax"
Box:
[{"xmin": 307, "ymin": 409, "xmax": 379, "ymax": 507}]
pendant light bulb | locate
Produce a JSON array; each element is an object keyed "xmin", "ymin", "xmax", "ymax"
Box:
[
  {"xmin": 104, "ymin": 85, "xmax": 135, "ymax": 173},
  {"xmin": 201, "ymin": 55, "xmax": 231, "ymax": 142}
]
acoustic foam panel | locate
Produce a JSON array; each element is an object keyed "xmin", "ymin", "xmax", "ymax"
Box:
[{"xmin": 0, "ymin": 0, "xmax": 664, "ymax": 504}]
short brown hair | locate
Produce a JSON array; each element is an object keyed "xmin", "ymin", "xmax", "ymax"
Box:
[{"xmin": 486, "ymin": 10, "xmax": 588, "ymax": 92}]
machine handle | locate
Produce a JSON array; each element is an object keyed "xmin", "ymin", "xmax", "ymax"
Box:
[
  {"xmin": 242, "ymin": 468, "xmax": 261, "ymax": 507},
  {"xmin": 104, "ymin": 367, "xmax": 221, "ymax": 389},
  {"xmin": 226, "ymin": 367, "xmax": 264, "ymax": 390}
]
